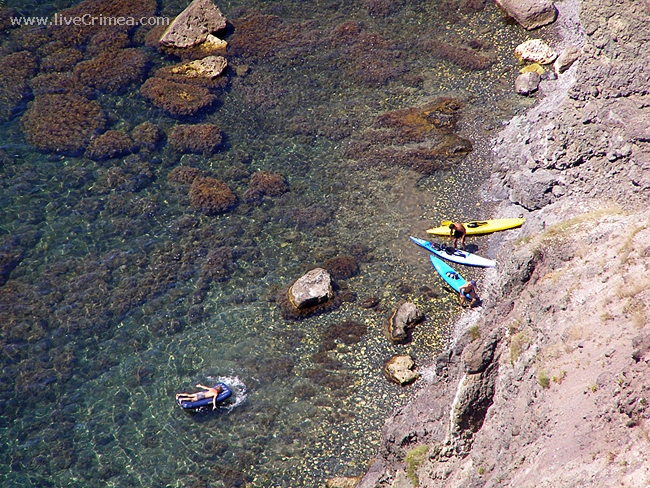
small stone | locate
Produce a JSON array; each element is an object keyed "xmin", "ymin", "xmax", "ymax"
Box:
[
  {"xmin": 554, "ymin": 45, "xmax": 581, "ymax": 75},
  {"xmin": 515, "ymin": 71, "xmax": 541, "ymax": 96},
  {"xmin": 515, "ymin": 39, "xmax": 558, "ymax": 65}
]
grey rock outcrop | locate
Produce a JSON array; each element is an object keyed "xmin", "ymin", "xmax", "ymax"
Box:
[
  {"xmin": 159, "ymin": 0, "xmax": 227, "ymax": 49},
  {"xmin": 288, "ymin": 268, "xmax": 334, "ymax": 309},
  {"xmin": 496, "ymin": 0, "xmax": 558, "ymax": 30}
]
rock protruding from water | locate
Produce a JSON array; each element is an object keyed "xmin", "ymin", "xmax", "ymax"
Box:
[
  {"xmin": 496, "ymin": 0, "xmax": 557, "ymax": 30},
  {"xmin": 171, "ymin": 55, "xmax": 228, "ymax": 79},
  {"xmin": 159, "ymin": 0, "xmax": 227, "ymax": 49},
  {"xmin": 383, "ymin": 355, "xmax": 419, "ymax": 385},
  {"xmin": 288, "ymin": 268, "xmax": 334, "ymax": 310},
  {"xmin": 385, "ymin": 302, "xmax": 424, "ymax": 344}
]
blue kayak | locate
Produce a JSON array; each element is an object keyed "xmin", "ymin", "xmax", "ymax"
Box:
[
  {"xmin": 429, "ymin": 255, "xmax": 470, "ymax": 298},
  {"xmin": 176, "ymin": 383, "xmax": 232, "ymax": 411},
  {"xmin": 410, "ymin": 236, "xmax": 495, "ymax": 268}
]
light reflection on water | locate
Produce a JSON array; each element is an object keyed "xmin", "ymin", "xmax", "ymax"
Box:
[{"xmin": 0, "ymin": 0, "xmax": 533, "ymax": 485}]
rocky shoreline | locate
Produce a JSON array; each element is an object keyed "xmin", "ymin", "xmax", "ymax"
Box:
[{"xmin": 352, "ymin": 0, "xmax": 650, "ymax": 486}]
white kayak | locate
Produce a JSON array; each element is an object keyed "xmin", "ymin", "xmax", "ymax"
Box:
[{"xmin": 410, "ymin": 236, "xmax": 496, "ymax": 268}]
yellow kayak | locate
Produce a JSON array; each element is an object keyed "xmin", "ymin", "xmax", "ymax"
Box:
[{"xmin": 426, "ymin": 218, "xmax": 525, "ymax": 236}]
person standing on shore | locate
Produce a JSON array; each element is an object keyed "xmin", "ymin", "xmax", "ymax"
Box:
[{"xmin": 448, "ymin": 222, "xmax": 467, "ymax": 250}]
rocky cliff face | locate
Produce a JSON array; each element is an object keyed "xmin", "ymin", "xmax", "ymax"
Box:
[{"xmin": 358, "ymin": 0, "xmax": 650, "ymax": 486}]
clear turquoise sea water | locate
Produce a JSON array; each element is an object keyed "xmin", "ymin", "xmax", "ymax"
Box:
[{"xmin": 0, "ymin": 0, "xmax": 532, "ymax": 486}]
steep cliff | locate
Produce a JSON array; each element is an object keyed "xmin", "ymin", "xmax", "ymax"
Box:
[{"xmin": 359, "ymin": 0, "xmax": 650, "ymax": 486}]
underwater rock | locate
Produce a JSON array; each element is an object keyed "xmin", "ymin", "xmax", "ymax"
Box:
[
  {"xmin": 359, "ymin": 296, "xmax": 381, "ymax": 309},
  {"xmin": 188, "ymin": 176, "xmax": 237, "ymax": 215},
  {"xmin": 288, "ymin": 268, "xmax": 334, "ymax": 310},
  {"xmin": 85, "ymin": 28, "xmax": 130, "ymax": 56},
  {"xmin": 168, "ymin": 166, "xmax": 203, "ymax": 185},
  {"xmin": 321, "ymin": 320, "xmax": 368, "ymax": 351},
  {"xmin": 286, "ymin": 205, "xmax": 332, "ymax": 230},
  {"xmin": 326, "ymin": 20, "xmax": 407, "ymax": 86},
  {"xmin": 0, "ymin": 7, "xmax": 19, "ymax": 33},
  {"xmin": 383, "ymin": 355, "xmax": 419, "ymax": 385},
  {"xmin": 169, "ymin": 55, "xmax": 228, "ymax": 79},
  {"xmin": 48, "ymin": 0, "xmax": 157, "ymax": 48},
  {"xmin": 385, "ymin": 302, "xmax": 423, "ymax": 344},
  {"xmin": 321, "ymin": 255, "xmax": 359, "ymax": 281},
  {"xmin": 515, "ymin": 71, "xmax": 541, "ymax": 96},
  {"xmin": 243, "ymin": 171, "xmax": 289, "ymax": 204},
  {"xmin": 0, "ymin": 235, "xmax": 27, "ymax": 286},
  {"xmin": 169, "ymin": 123, "xmax": 222, "ymax": 154},
  {"xmin": 140, "ymin": 77, "xmax": 216, "ymax": 116},
  {"xmin": 21, "ymin": 93, "xmax": 106, "ymax": 154},
  {"xmin": 159, "ymin": 0, "xmax": 227, "ymax": 49},
  {"xmin": 40, "ymin": 47, "xmax": 83, "ymax": 73},
  {"xmin": 364, "ymin": 0, "xmax": 404, "ymax": 17},
  {"xmin": 514, "ymin": 39, "xmax": 557, "ymax": 65},
  {"xmin": 0, "ymin": 51, "xmax": 38, "ymax": 120},
  {"xmin": 29, "ymin": 72, "xmax": 91, "ymax": 97},
  {"xmin": 75, "ymin": 48, "xmax": 148, "ymax": 93},
  {"xmin": 423, "ymin": 38, "xmax": 496, "ymax": 71},
  {"xmin": 348, "ymin": 98, "xmax": 472, "ymax": 174},
  {"xmin": 228, "ymin": 13, "xmax": 295, "ymax": 59},
  {"xmin": 496, "ymin": 0, "xmax": 557, "ymax": 30},
  {"xmin": 85, "ymin": 130, "xmax": 135, "ymax": 161},
  {"xmin": 131, "ymin": 121, "xmax": 163, "ymax": 152},
  {"xmin": 199, "ymin": 246, "xmax": 234, "ymax": 284}
]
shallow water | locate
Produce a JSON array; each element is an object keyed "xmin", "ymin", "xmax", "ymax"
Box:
[{"xmin": 0, "ymin": 0, "xmax": 534, "ymax": 486}]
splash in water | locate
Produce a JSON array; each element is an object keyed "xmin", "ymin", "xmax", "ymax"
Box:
[{"xmin": 210, "ymin": 375, "xmax": 247, "ymax": 410}]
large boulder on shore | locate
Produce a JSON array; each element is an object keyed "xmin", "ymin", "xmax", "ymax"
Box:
[
  {"xmin": 159, "ymin": 0, "xmax": 227, "ymax": 48},
  {"xmin": 495, "ymin": 0, "xmax": 557, "ymax": 30},
  {"xmin": 288, "ymin": 268, "xmax": 334, "ymax": 310}
]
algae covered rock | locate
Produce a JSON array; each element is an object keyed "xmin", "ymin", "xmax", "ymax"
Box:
[
  {"xmin": 21, "ymin": 93, "xmax": 105, "ymax": 154},
  {"xmin": 383, "ymin": 354, "xmax": 419, "ymax": 385}
]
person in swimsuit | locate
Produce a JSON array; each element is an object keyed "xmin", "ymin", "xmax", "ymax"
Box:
[
  {"xmin": 448, "ymin": 222, "xmax": 467, "ymax": 250},
  {"xmin": 458, "ymin": 280, "xmax": 479, "ymax": 307},
  {"xmin": 176, "ymin": 384, "xmax": 223, "ymax": 410}
]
